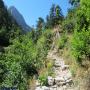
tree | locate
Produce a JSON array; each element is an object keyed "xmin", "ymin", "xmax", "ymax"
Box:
[
  {"xmin": 55, "ymin": 5, "xmax": 63, "ymax": 24},
  {"xmin": 45, "ymin": 15, "xmax": 50, "ymax": 29},
  {"xmin": 45, "ymin": 4, "xmax": 63, "ymax": 28},
  {"xmin": 69, "ymin": 0, "xmax": 80, "ymax": 6},
  {"xmin": 36, "ymin": 17, "xmax": 44, "ymax": 30},
  {"xmin": 62, "ymin": 8, "xmax": 77, "ymax": 33},
  {"xmin": 36, "ymin": 17, "xmax": 45, "ymax": 38},
  {"xmin": 71, "ymin": 0, "xmax": 90, "ymax": 64},
  {"xmin": 50, "ymin": 4, "xmax": 56, "ymax": 18},
  {"xmin": 49, "ymin": 4, "xmax": 56, "ymax": 28},
  {"xmin": 0, "ymin": 29, "xmax": 53, "ymax": 88},
  {"xmin": 72, "ymin": 29, "xmax": 90, "ymax": 64},
  {"xmin": 0, "ymin": 0, "xmax": 21, "ymax": 47}
]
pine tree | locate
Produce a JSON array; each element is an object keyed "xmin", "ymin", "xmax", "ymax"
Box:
[
  {"xmin": 55, "ymin": 5, "xmax": 63, "ymax": 25},
  {"xmin": 45, "ymin": 4, "xmax": 63, "ymax": 28},
  {"xmin": 36, "ymin": 17, "xmax": 44, "ymax": 30},
  {"xmin": 36, "ymin": 17, "xmax": 44, "ymax": 38},
  {"xmin": 50, "ymin": 4, "xmax": 56, "ymax": 19},
  {"xmin": 69, "ymin": 0, "xmax": 80, "ymax": 6},
  {"xmin": 45, "ymin": 15, "xmax": 50, "ymax": 28},
  {"xmin": 49, "ymin": 4, "xmax": 56, "ymax": 27}
]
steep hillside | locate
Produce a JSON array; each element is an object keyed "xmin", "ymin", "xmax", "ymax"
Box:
[
  {"xmin": 0, "ymin": 0, "xmax": 90, "ymax": 90},
  {"xmin": 0, "ymin": 0, "xmax": 21, "ymax": 47}
]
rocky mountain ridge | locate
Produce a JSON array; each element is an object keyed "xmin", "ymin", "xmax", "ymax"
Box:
[{"xmin": 9, "ymin": 6, "xmax": 31, "ymax": 32}]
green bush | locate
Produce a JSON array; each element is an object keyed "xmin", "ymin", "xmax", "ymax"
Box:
[
  {"xmin": 38, "ymin": 72, "xmax": 48, "ymax": 86},
  {"xmin": 57, "ymin": 33, "xmax": 67, "ymax": 49},
  {"xmin": 0, "ymin": 29, "xmax": 53, "ymax": 88},
  {"xmin": 72, "ymin": 29, "xmax": 90, "ymax": 64}
]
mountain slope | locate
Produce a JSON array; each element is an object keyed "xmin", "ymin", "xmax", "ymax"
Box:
[{"xmin": 9, "ymin": 6, "xmax": 31, "ymax": 32}]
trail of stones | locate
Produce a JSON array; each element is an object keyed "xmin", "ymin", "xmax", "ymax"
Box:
[{"xmin": 35, "ymin": 49, "xmax": 74, "ymax": 90}]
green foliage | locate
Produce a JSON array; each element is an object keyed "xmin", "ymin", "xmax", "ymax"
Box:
[
  {"xmin": 63, "ymin": 8, "xmax": 77, "ymax": 33},
  {"xmin": 47, "ymin": 61, "xmax": 54, "ymax": 76},
  {"xmin": 1, "ymin": 0, "xmax": 90, "ymax": 88},
  {"xmin": 0, "ymin": 0, "xmax": 21, "ymax": 46},
  {"xmin": 0, "ymin": 29, "xmax": 53, "ymax": 88},
  {"xmin": 75, "ymin": 0, "xmax": 90, "ymax": 32},
  {"xmin": 0, "ymin": 55, "xmax": 7, "ymax": 84},
  {"xmin": 36, "ymin": 17, "xmax": 44, "ymax": 30},
  {"xmin": 45, "ymin": 4, "xmax": 63, "ymax": 28},
  {"xmin": 38, "ymin": 73, "xmax": 48, "ymax": 86},
  {"xmin": 71, "ymin": 0, "xmax": 90, "ymax": 65},
  {"xmin": 42, "ymin": 29, "xmax": 53, "ymax": 49},
  {"xmin": 57, "ymin": 33, "xmax": 67, "ymax": 49},
  {"xmin": 69, "ymin": 0, "xmax": 80, "ymax": 6},
  {"xmin": 72, "ymin": 29, "xmax": 90, "ymax": 64}
]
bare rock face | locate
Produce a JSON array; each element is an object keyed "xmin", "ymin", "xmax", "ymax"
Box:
[{"xmin": 9, "ymin": 6, "xmax": 31, "ymax": 33}]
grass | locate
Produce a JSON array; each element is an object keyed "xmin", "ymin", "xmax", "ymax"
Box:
[{"xmin": 56, "ymin": 33, "xmax": 90, "ymax": 90}]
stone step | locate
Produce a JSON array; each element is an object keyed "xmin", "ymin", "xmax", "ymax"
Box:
[
  {"xmin": 54, "ymin": 60, "xmax": 64, "ymax": 67},
  {"xmin": 35, "ymin": 50, "xmax": 73, "ymax": 90}
]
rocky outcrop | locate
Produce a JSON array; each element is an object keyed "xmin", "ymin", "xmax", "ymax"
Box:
[{"xmin": 35, "ymin": 49, "xmax": 74, "ymax": 90}]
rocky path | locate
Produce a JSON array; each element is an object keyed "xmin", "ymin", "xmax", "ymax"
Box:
[{"xmin": 35, "ymin": 49, "xmax": 75, "ymax": 90}]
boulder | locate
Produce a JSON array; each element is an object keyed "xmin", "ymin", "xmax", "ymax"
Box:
[
  {"xmin": 66, "ymin": 78, "xmax": 72, "ymax": 83},
  {"xmin": 51, "ymin": 85, "xmax": 57, "ymax": 90},
  {"xmin": 36, "ymin": 80, "xmax": 40, "ymax": 87},
  {"xmin": 35, "ymin": 87, "xmax": 42, "ymax": 90},
  {"xmin": 48, "ymin": 76, "xmax": 54, "ymax": 86},
  {"xmin": 42, "ymin": 86, "xmax": 49, "ymax": 90},
  {"xmin": 55, "ymin": 76, "xmax": 65, "ymax": 86},
  {"xmin": 54, "ymin": 60, "xmax": 61, "ymax": 67},
  {"xmin": 64, "ymin": 71, "xmax": 72, "ymax": 81},
  {"xmin": 61, "ymin": 65, "xmax": 69, "ymax": 71},
  {"xmin": 35, "ymin": 86, "xmax": 49, "ymax": 90}
]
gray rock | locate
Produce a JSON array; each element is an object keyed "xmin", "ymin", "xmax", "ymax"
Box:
[
  {"xmin": 42, "ymin": 86, "xmax": 50, "ymax": 90},
  {"xmin": 35, "ymin": 49, "xmax": 74, "ymax": 90},
  {"xmin": 35, "ymin": 87, "xmax": 42, "ymax": 90},
  {"xmin": 63, "ymin": 85, "xmax": 67, "ymax": 90},
  {"xmin": 48, "ymin": 76, "xmax": 54, "ymax": 86},
  {"xmin": 66, "ymin": 78, "xmax": 72, "ymax": 83},
  {"xmin": 35, "ymin": 86, "xmax": 49, "ymax": 90},
  {"xmin": 55, "ymin": 77, "xmax": 65, "ymax": 86},
  {"xmin": 49, "ymin": 87, "xmax": 57, "ymax": 90},
  {"xmin": 64, "ymin": 71, "xmax": 72, "ymax": 81},
  {"xmin": 36, "ymin": 80, "xmax": 40, "ymax": 87},
  {"xmin": 57, "ymin": 86, "xmax": 63, "ymax": 90},
  {"xmin": 54, "ymin": 60, "xmax": 61, "ymax": 67},
  {"xmin": 61, "ymin": 65, "xmax": 69, "ymax": 71}
]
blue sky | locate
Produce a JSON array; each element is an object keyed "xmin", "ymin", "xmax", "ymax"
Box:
[{"xmin": 3, "ymin": 0, "xmax": 71, "ymax": 27}]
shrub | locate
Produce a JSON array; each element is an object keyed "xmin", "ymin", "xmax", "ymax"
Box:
[
  {"xmin": 71, "ymin": 29, "xmax": 90, "ymax": 64},
  {"xmin": 57, "ymin": 33, "xmax": 67, "ymax": 49},
  {"xmin": 0, "ymin": 29, "xmax": 53, "ymax": 88},
  {"xmin": 38, "ymin": 70, "xmax": 48, "ymax": 86}
]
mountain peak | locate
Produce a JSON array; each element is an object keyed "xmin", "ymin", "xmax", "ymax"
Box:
[
  {"xmin": 9, "ymin": 6, "xmax": 17, "ymax": 10},
  {"xmin": 9, "ymin": 6, "xmax": 31, "ymax": 32}
]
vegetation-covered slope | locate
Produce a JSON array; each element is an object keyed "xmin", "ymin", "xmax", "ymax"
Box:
[{"xmin": 0, "ymin": 0, "xmax": 90, "ymax": 90}]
